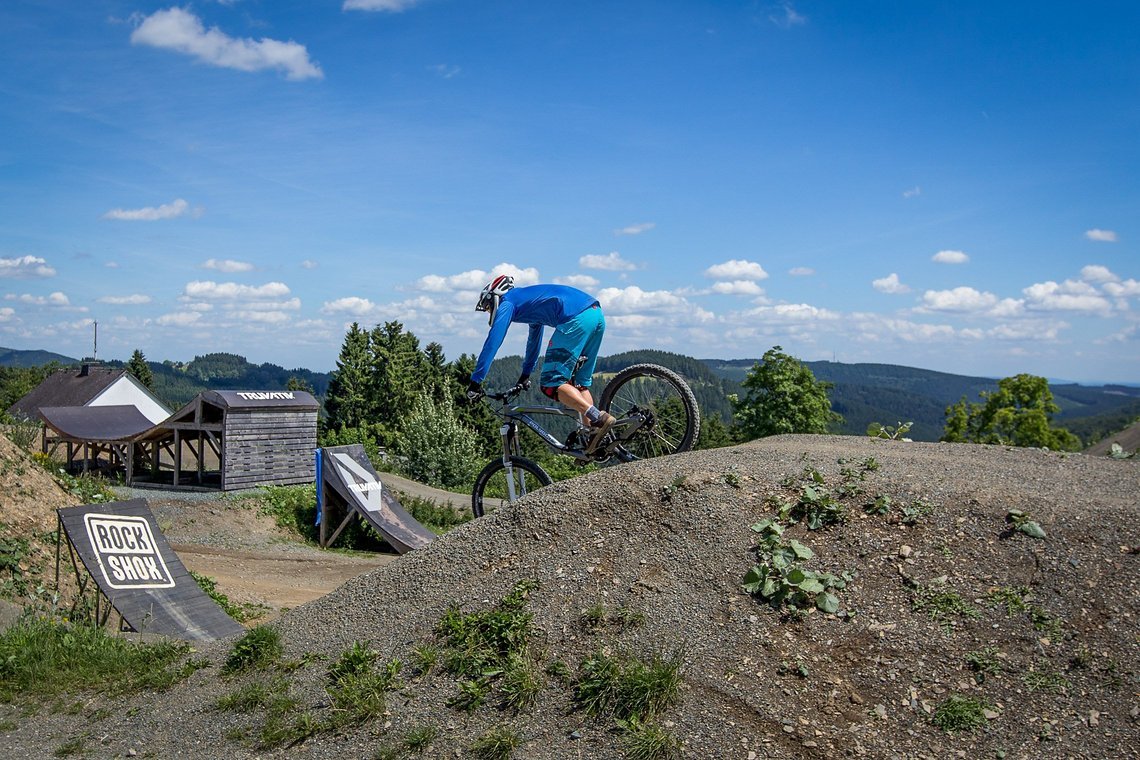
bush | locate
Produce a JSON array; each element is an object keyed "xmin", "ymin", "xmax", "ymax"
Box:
[{"xmin": 399, "ymin": 394, "xmax": 480, "ymax": 490}]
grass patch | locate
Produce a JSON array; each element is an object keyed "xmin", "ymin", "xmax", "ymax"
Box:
[
  {"xmin": 911, "ymin": 584, "xmax": 980, "ymax": 629},
  {"xmin": 620, "ymin": 717, "xmax": 682, "ymax": 760},
  {"xmin": 965, "ymin": 647, "xmax": 1003, "ymax": 676},
  {"xmin": 931, "ymin": 694, "xmax": 991, "ymax": 732},
  {"xmin": 222, "ymin": 625, "xmax": 284, "ymax": 675},
  {"xmin": 396, "ymin": 491, "xmax": 470, "ymax": 533},
  {"xmin": 574, "ymin": 648, "xmax": 684, "ymax": 721},
  {"xmin": 1024, "ymin": 668, "xmax": 1069, "ymax": 693},
  {"xmin": 470, "ymin": 725, "xmax": 522, "ymax": 760},
  {"xmin": 0, "ymin": 616, "xmax": 203, "ymax": 702}
]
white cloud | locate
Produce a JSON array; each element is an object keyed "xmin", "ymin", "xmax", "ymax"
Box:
[
  {"xmin": 183, "ymin": 280, "xmax": 291, "ymax": 300},
  {"xmin": 131, "ymin": 8, "xmax": 323, "ymax": 81},
  {"xmin": 902, "ymin": 186, "xmax": 921, "ymax": 199},
  {"xmin": 105, "ymin": 261, "xmax": 120, "ymax": 269},
  {"xmin": 1080, "ymin": 265, "xmax": 1118, "ymax": 283},
  {"xmin": 597, "ymin": 286, "xmax": 686, "ymax": 314},
  {"xmin": 203, "ymin": 258, "xmax": 254, "ymax": 273},
  {"xmin": 343, "ymin": 0, "xmax": 422, "ymax": 11},
  {"xmin": 742, "ymin": 303, "xmax": 840, "ymax": 322},
  {"xmin": 155, "ymin": 311, "xmax": 203, "ymax": 326},
  {"xmin": 704, "ymin": 259, "xmax": 769, "ymax": 281},
  {"xmin": 103, "ymin": 198, "xmax": 190, "ymax": 221},
  {"xmin": 1022, "ymin": 280, "xmax": 1113, "ymax": 314},
  {"xmin": 614, "ymin": 222, "xmax": 655, "ymax": 236},
  {"xmin": 580, "ymin": 252, "xmax": 637, "ymax": 271},
  {"xmin": 322, "ymin": 296, "xmax": 378, "ymax": 316},
  {"xmin": 97, "ymin": 294, "xmax": 153, "ymax": 305},
  {"xmin": 872, "ymin": 273, "xmax": 910, "ymax": 294},
  {"xmin": 227, "ymin": 310, "xmax": 291, "ymax": 324},
  {"xmin": 415, "ymin": 264, "xmax": 540, "ymax": 293},
  {"xmin": 710, "ymin": 280, "xmax": 765, "ymax": 296},
  {"xmin": 788, "ymin": 267, "xmax": 815, "ymax": 276},
  {"xmin": 932, "ymin": 250, "xmax": 969, "ymax": 264},
  {"xmin": 1084, "ymin": 228, "xmax": 1118, "ymax": 243},
  {"xmin": 301, "ymin": 260, "xmax": 318, "ymax": 270},
  {"xmin": 986, "ymin": 321, "xmax": 1065, "ymax": 341},
  {"xmin": 429, "ymin": 64, "xmax": 461, "ymax": 79},
  {"xmin": 920, "ymin": 286, "xmax": 998, "ymax": 312},
  {"xmin": 1103, "ymin": 279, "xmax": 1140, "ymax": 298},
  {"xmin": 238, "ymin": 298, "xmax": 301, "ymax": 312},
  {"xmin": 554, "ymin": 274, "xmax": 600, "ymax": 290},
  {"xmin": 0, "ymin": 307, "xmax": 14, "ymax": 322},
  {"xmin": 7, "ymin": 291, "xmax": 72, "ymax": 307},
  {"xmin": 0, "ymin": 256, "xmax": 56, "ymax": 278}
]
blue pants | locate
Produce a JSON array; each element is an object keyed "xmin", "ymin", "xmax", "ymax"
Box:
[{"xmin": 540, "ymin": 305, "xmax": 605, "ymax": 391}]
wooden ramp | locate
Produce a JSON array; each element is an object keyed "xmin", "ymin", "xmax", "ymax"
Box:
[
  {"xmin": 57, "ymin": 500, "xmax": 245, "ymax": 642},
  {"xmin": 317, "ymin": 445, "xmax": 436, "ymax": 553}
]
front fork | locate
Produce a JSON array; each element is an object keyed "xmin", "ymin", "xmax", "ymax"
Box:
[{"xmin": 498, "ymin": 421, "xmax": 524, "ymax": 502}]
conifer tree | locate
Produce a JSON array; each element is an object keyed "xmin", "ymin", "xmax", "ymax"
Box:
[
  {"xmin": 127, "ymin": 349, "xmax": 154, "ymax": 389},
  {"xmin": 325, "ymin": 322, "xmax": 372, "ymax": 430}
]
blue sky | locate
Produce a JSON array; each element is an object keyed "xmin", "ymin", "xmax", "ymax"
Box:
[{"xmin": 1, "ymin": 1, "xmax": 1137, "ymax": 383}]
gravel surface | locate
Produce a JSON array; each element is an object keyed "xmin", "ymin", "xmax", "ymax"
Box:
[{"xmin": 2, "ymin": 436, "xmax": 1138, "ymax": 759}]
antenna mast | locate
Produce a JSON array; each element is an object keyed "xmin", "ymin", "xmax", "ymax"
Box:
[{"xmin": 93, "ymin": 320, "xmax": 98, "ymax": 360}]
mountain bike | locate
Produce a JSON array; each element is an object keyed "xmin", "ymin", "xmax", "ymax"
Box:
[{"xmin": 471, "ymin": 363, "xmax": 701, "ymax": 517}]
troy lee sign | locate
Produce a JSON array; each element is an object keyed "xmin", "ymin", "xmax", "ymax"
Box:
[{"xmin": 83, "ymin": 514, "xmax": 175, "ymax": 590}]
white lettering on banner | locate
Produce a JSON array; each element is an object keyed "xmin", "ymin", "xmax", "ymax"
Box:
[
  {"xmin": 235, "ymin": 391, "xmax": 296, "ymax": 400},
  {"xmin": 83, "ymin": 514, "xmax": 175, "ymax": 590},
  {"xmin": 349, "ymin": 482, "xmax": 382, "ymax": 493}
]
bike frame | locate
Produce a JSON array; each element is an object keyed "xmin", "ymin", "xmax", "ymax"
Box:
[{"xmin": 490, "ymin": 397, "xmax": 645, "ymax": 467}]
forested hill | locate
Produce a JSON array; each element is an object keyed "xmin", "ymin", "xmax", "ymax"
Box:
[{"xmin": 704, "ymin": 358, "xmax": 1140, "ymax": 443}]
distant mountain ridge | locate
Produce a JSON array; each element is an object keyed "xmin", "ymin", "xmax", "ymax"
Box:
[{"xmin": 3, "ymin": 346, "xmax": 1136, "ymax": 445}]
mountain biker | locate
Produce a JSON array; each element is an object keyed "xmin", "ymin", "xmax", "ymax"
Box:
[{"xmin": 466, "ymin": 275, "xmax": 614, "ymax": 453}]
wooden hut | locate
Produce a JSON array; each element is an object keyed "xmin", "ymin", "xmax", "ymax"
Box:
[{"xmin": 130, "ymin": 390, "xmax": 319, "ymax": 491}]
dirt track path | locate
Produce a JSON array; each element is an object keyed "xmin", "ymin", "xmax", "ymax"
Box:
[{"xmin": 172, "ymin": 544, "xmax": 394, "ymax": 612}]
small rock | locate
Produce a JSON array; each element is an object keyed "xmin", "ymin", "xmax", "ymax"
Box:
[
  {"xmin": 983, "ymin": 709, "xmax": 999, "ymax": 720},
  {"xmin": 1089, "ymin": 711, "xmax": 1100, "ymax": 726},
  {"xmin": 782, "ymin": 725, "xmax": 795, "ymax": 733},
  {"xmin": 802, "ymin": 740, "xmax": 819, "ymax": 748},
  {"xmin": 850, "ymin": 693, "xmax": 865, "ymax": 705},
  {"xmin": 898, "ymin": 545, "xmax": 913, "ymax": 558},
  {"xmin": 874, "ymin": 704, "xmax": 888, "ymax": 719}
]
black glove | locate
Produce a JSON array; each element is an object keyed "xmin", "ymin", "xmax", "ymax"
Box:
[
  {"xmin": 465, "ymin": 380, "xmax": 484, "ymax": 404},
  {"xmin": 514, "ymin": 374, "xmax": 531, "ymax": 392}
]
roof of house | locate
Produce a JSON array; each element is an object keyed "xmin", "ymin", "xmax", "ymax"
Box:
[
  {"xmin": 39, "ymin": 405, "xmax": 158, "ymax": 442},
  {"xmin": 6, "ymin": 365, "xmax": 126, "ymax": 420}
]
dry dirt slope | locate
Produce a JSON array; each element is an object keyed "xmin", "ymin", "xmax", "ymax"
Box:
[{"xmin": 2, "ymin": 436, "xmax": 1139, "ymax": 759}]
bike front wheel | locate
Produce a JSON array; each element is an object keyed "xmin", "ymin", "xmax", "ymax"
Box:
[
  {"xmin": 598, "ymin": 363, "xmax": 701, "ymax": 459},
  {"xmin": 471, "ymin": 456, "xmax": 553, "ymax": 518}
]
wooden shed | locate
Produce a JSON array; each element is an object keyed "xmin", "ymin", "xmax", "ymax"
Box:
[{"xmin": 129, "ymin": 390, "xmax": 319, "ymax": 491}]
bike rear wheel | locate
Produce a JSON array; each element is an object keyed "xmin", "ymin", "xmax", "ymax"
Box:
[
  {"xmin": 471, "ymin": 456, "xmax": 553, "ymax": 518},
  {"xmin": 598, "ymin": 363, "xmax": 700, "ymax": 458}
]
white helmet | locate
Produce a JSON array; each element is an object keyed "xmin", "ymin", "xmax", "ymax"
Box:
[{"xmin": 476, "ymin": 274, "xmax": 514, "ymax": 324}]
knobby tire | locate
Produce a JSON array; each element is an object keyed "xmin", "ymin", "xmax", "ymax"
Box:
[
  {"xmin": 471, "ymin": 456, "xmax": 553, "ymax": 518},
  {"xmin": 598, "ymin": 363, "xmax": 700, "ymax": 458}
]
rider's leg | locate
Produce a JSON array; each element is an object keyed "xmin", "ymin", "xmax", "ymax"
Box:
[{"xmin": 540, "ymin": 306, "xmax": 611, "ymax": 449}]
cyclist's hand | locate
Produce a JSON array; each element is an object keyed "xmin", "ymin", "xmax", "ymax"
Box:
[
  {"xmin": 465, "ymin": 381, "xmax": 484, "ymax": 404},
  {"xmin": 509, "ymin": 374, "xmax": 531, "ymax": 395}
]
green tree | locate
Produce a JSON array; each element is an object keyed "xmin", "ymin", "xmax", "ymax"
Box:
[
  {"xmin": 325, "ymin": 323, "xmax": 373, "ymax": 431},
  {"xmin": 731, "ymin": 346, "xmax": 841, "ymax": 440},
  {"xmin": 126, "ymin": 349, "xmax": 154, "ymax": 389},
  {"xmin": 285, "ymin": 376, "xmax": 314, "ymax": 394},
  {"xmin": 940, "ymin": 373, "xmax": 1081, "ymax": 451},
  {"xmin": 398, "ymin": 392, "xmax": 481, "ymax": 489}
]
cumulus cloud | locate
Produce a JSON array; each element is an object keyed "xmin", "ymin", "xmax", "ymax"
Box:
[
  {"xmin": 580, "ymin": 252, "xmax": 637, "ymax": 272},
  {"xmin": 0, "ymin": 255, "xmax": 56, "ymax": 278},
  {"xmin": 7, "ymin": 292, "xmax": 71, "ymax": 306},
  {"xmin": 1022, "ymin": 279, "xmax": 1113, "ymax": 314},
  {"xmin": 742, "ymin": 303, "xmax": 840, "ymax": 322},
  {"xmin": 920, "ymin": 286, "xmax": 998, "ymax": 312},
  {"xmin": 554, "ymin": 274, "xmax": 600, "ymax": 290},
  {"xmin": 301, "ymin": 260, "xmax": 318, "ymax": 270},
  {"xmin": 98, "ymin": 294, "xmax": 153, "ymax": 305},
  {"xmin": 1085, "ymin": 228, "xmax": 1118, "ymax": 243},
  {"xmin": 709, "ymin": 280, "xmax": 765, "ymax": 296},
  {"xmin": 203, "ymin": 258, "xmax": 254, "ymax": 273},
  {"xmin": 321, "ymin": 296, "xmax": 378, "ymax": 316},
  {"xmin": 788, "ymin": 267, "xmax": 815, "ymax": 276},
  {"xmin": 103, "ymin": 198, "xmax": 190, "ymax": 221},
  {"xmin": 0, "ymin": 307, "xmax": 14, "ymax": 322},
  {"xmin": 183, "ymin": 280, "xmax": 291, "ymax": 300},
  {"xmin": 1101, "ymin": 279, "xmax": 1140, "ymax": 298},
  {"xmin": 415, "ymin": 264, "xmax": 540, "ymax": 293},
  {"xmin": 1080, "ymin": 265, "xmax": 1118, "ymax": 283},
  {"xmin": 872, "ymin": 273, "xmax": 910, "ymax": 294},
  {"xmin": 704, "ymin": 259, "xmax": 769, "ymax": 281},
  {"xmin": 155, "ymin": 311, "xmax": 203, "ymax": 326},
  {"xmin": 343, "ymin": 0, "xmax": 421, "ymax": 11},
  {"xmin": 614, "ymin": 222, "xmax": 655, "ymax": 236},
  {"xmin": 932, "ymin": 250, "xmax": 969, "ymax": 264},
  {"xmin": 131, "ymin": 7, "xmax": 323, "ymax": 81}
]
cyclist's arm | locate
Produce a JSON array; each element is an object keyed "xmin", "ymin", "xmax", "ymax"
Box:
[
  {"xmin": 521, "ymin": 323, "xmax": 543, "ymax": 377},
  {"xmin": 471, "ymin": 301, "xmax": 515, "ymax": 384}
]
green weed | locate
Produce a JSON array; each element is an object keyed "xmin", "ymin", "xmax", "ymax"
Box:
[
  {"xmin": 619, "ymin": 716, "xmax": 682, "ymax": 760},
  {"xmin": 1024, "ymin": 668, "xmax": 1068, "ymax": 693},
  {"xmin": 470, "ymin": 725, "xmax": 522, "ymax": 760},
  {"xmin": 574, "ymin": 649, "xmax": 683, "ymax": 722},
  {"xmin": 499, "ymin": 649, "xmax": 544, "ymax": 710},
  {"xmin": 222, "ymin": 625, "xmax": 284, "ymax": 675},
  {"xmin": 965, "ymin": 647, "xmax": 1003, "ymax": 677},
  {"xmin": 190, "ymin": 571, "xmax": 270, "ymax": 623},
  {"xmin": 931, "ymin": 694, "xmax": 990, "ymax": 732},
  {"xmin": 911, "ymin": 584, "xmax": 980, "ymax": 628}
]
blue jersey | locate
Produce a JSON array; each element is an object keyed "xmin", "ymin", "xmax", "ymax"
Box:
[{"xmin": 471, "ymin": 284, "xmax": 599, "ymax": 384}]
